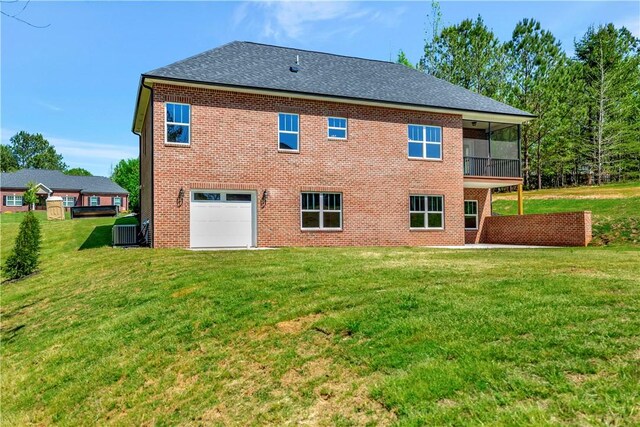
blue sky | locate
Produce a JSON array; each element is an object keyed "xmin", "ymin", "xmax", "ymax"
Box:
[{"xmin": 2, "ymin": 1, "xmax": 638, "ymax": 176}]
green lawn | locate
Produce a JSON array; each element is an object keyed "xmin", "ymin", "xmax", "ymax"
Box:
[
  {"xmin": 493, "ymin": 182, "xmax": 640, "ymax": 246},
  {"xmin": 1, "ymin": 211, "xmax": 639, "ymax": 425}
]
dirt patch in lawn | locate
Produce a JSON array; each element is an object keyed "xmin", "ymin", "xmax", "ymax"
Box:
[{"xmin": 276, "ymin": 313, "xmax": 323, "ymax": 334}]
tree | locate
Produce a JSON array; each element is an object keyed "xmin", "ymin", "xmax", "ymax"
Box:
[
  {"xmin": 575, "ymin": 24, "xmax": 640, "ymax": 184},
  {"xmin": 1, "ymin": 144, "xmax": 19, "ymax": 172},
  {"xmin": 504, "ymin": 18, "xmax": 565, "ymax": 189},
  {"xmin": 3, "ymin": 211, "xmax": 42, "ymax": 280},
  {"xmin": 111, "ymin": 158, "xmax": 139, "ymax": 211},
  {"xmin": 418, "ymin": 0, "xmax": 442, "ymax": 74},
  {"xmin": 396, "ymin": 50, "xmax": 415, "ymax": 69},
  {"xmin": 9, "ymin": 131, "xmax": 67, "ymax": 171},
  {"xmin": 23, "ymin": 181, "xmax": 38, "ymax": 211},
  {"xmin": 66, "ymin": 167, "xmax": 92, "ymax": 176},
  {"xmin": 423, "ymin": 15, "xmax": 508, "ymax": 99}
]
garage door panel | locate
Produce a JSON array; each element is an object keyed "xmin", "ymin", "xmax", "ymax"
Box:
[{"xmin": 190, "ymin": 193, "xmax": 255, "ymax": 248}]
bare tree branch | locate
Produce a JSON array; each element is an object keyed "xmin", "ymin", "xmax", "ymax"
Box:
[{"xmin": 0, "ymin": 0, "xmax": 50, "ymax": 28}]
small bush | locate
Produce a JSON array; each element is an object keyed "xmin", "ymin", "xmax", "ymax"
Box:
[{"xmin": 4, "ymin": 212, "xmax": 42, "ymax": 280}]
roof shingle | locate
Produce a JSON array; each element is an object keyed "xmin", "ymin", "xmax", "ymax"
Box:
[
  {"xmin": 0, "ymin": 169, "xmax": 128, "ymax": 194},
  {"xmin": 144, "ymin": 41, "xmax": 533, "ymax": 118}
]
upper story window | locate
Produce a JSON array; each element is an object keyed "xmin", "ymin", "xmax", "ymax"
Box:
[
  {"xmin": 5, "ymin": 195, "xmax": 23, "ymax": 206},
  {"xmin": 408, "ymin": 125, "xmax": 442, "ymax": 160},
  {"xmin": 62, "ymin": 196, "xmax": 76, "ymax": 207},
  {"xmin": 89, "ymin": 196, "xmax": 100, "ymax": 206},
  {"xmin": 278, "ymin": 113, "xmax": 299, "ymax": 151},
  {"xmin": 301, "ymin": 192, "xmax": 342, "ymax": 230},
  {"xmin": 410, "ymin": 195, "xmax": 444, "ymax": 229},
  {"xmin": 166, "ymin": 103, "xmax": 190, "ymax": 144},
  {"xmin": 113, "ymin": 196, "xmax": 122, "ymax": 207},
  {"xmin": 328, "ymin": 117, "xmax": 347, "ymax": 139}
]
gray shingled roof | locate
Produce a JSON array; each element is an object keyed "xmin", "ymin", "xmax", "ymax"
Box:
[
  {"xmin": 0, "ymin": 169, "xmax": 128, "ymax": 194},
  {"xmin": 144, "ymin": 41, "xmax": 533, "ymax": 118}
]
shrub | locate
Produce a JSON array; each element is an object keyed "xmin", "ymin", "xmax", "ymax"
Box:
[{"xmin": 3, "ymin": 212, "xmax": 42, "ymax": 280}]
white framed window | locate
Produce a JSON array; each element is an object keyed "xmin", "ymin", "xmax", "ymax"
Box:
[
  {"xmin": 62, "ymin": 196, "xmax": 76, "ymax": 207},
  {"xmin": 89, "ymin": 196, "xmax": 99, "ymax": 206},
  {"xmin": 464, "ymin": 200, "xmax": 478, "ymax": 230},
  {"xmin": 278, "ymin": 113, "xmax": 299, "ymax": 151},
  {"xmin": 328, "ymin": 117, "xmax": 347, "ymax": 139},
  {"xmin": 5, "ymin": 195, "xmax": 23, "ymax": 206},
  {"xmin": 410, "ymin": 195, "xmax": 444, "ymax": 229},
  {"xmin": 113, "ymin": 196, "xmax": 122, "ymax": 207},
  {"xmin": 301, "ymin": 192, "xmax": 342, "ymax": 230},
  {"xmin": 408, "ymin": 124, "xmax": 442, "ymax": 160},
  {"xmin": 166, "ymin": 102, "xmax": 190, "ymax": 144}
]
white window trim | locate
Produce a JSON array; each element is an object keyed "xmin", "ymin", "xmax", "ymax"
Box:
[
  {"xmin": 62, "ymin": 196, "xmax": 75, "ymax": 207},
  {"xmin": 89, "ymin": 196, "xmax": 99, "ymax": 206},
  {"xmin": 165, "ymin": 102, "xmax": 191, "ymax": 145},
  {"xmin": 6, "ymin": 195, "xmax": 23, "ymax": 207},
  {"xmin": 300, "ymin": 192, "xmax": 343, "ymax": 231},
  {"xmin": 113, "ymin": 196, "xmax": 122, "ymax": 207},
  {"xmin": 327, "ymin": 116, "xmax": 348, "ymax": 140},
  {"xmin": 464, "ymin": 200, "xmax": 478, "ymax": 230},
  {"xmin": 278, "ymin": 112, "xmax": 300, "ymax": 152},
  {"xmin": 408, "ymin": 124, "xmax": 442, "ymax": 160},
  {"xmin": 410, "ymin": 195, "xmax": 445, "ymax": 230}
]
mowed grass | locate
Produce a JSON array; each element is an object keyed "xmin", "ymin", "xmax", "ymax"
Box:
[
  {"xmin": 493, "ymin": 182, "xmax": 640, "ymax": 246},
  {"xmin": 1, "ymin": 212, "xmax": 639, "ymax": 425}
]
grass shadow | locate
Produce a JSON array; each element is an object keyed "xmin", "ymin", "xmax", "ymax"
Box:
[{"xmin": 79, "ymin": 216, "xmax": 138, "ymax": 250}]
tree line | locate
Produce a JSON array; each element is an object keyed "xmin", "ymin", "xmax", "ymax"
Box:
[
  {"xmin": 398, "ymin": 2, "xmax": 639, "ymax": 189},
  {"xmin": 1, "ymin": 131, "xmax": 140, "ymax": 210}
]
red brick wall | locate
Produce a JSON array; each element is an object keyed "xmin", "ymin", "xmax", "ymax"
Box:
[
  {"xmin": 1, "ymin": 189, "xmax": 28, "ymax": 212},
  {"xmin": 463, "ymin": 188, "xmax": 491, "ymax": 244},
  {"xmin": 482, "ymin": 211, "xmax": 592, "ymax": 246},
  {"xmin": 81, "ymin": 195, "xmax": 129, "ymax": 210},
  {"xmin": 148, "ymin": 83, "xmax": 466, "ymax": 248}
]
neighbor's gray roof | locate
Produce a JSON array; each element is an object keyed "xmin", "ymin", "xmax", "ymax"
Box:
[
  {"xmin": 0, "ymin": 169, "xmax": 128, "ymax": 194},
  {"xmin": 144, "ymin": 41, "xmax": 533, "ymax": 118}
]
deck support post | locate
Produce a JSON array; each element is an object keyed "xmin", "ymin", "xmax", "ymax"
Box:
[{"xmin": 517, "ymin": 184, "xmax": 524, "ymax": 215}]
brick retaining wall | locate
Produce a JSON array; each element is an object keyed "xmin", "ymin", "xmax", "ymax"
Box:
[{"xmin": 483, "ymin": 211, "xmax": 592, "ymax": 246}]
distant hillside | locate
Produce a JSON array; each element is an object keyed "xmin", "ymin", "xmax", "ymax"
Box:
[{"xmin": 492, "ymin": 182, "xmax": 640, "ymax": 246}]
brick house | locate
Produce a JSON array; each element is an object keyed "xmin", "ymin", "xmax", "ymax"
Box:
[
  {"xmin": 0, "ymin": 169, "xmax": 129, "ymax": 212},
  {"xmin": 131, "ymin": 41, "xmax": 588, "ymax": 248}
]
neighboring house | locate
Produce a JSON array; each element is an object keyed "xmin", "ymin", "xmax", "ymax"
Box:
[
  {"xmin": 0, "ymin": 169, "xmax": 129, "ymax": 212},
  {"xmin": 131, "ymin": 41, "xmax": 534, "ymax": 249}
]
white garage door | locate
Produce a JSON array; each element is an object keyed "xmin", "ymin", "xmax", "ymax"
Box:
[{"xmin": 190, "ymin": 191, "xmax": 256, "ymax": 248}]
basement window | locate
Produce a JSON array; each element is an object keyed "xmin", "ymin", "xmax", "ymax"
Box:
[
  {"xmin": 410, "ymin": 195, "xmax": 444, "ymax": 229},
  {"xmin": 301, "ymin": 192, "xmax": 342, "ymax": 230},
  {"xmin": 166, "ymin": 103, "xmax": 190, "ymax": 144},
  {"xmin": 278, "ymin": 113, "xmax": 299, "ymax": 151},
  {"xmin": 464, "ymin": 200, "xmax": 478, "ymax": 230}
]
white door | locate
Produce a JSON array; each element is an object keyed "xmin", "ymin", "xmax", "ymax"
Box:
[{"xmin": 190, "ymin": 191, "xmax": 255, "ymax": 248}]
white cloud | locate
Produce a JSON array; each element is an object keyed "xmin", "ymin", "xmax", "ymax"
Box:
[
  {"xmin": 35, "ymin": 100, "xmax": 63, "ymax": 112},
  {"xmin": 234, "ymin": 1, "xmax": 405, "ymax": 42}
]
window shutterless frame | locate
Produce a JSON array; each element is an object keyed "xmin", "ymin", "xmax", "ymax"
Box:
[
  {"xmin": 278, "ymin": 113, "xmax": 300, "ymax": 152},
  {"xmin": 62, "ymin": 196, "xmax": 75, "ymax": 207},
  {"xmin": 409, "ymin": 195, "xmax": 445, "ymax": 230},
  {"xmin": 408, "ymin": 124, "xmax": 442, "ymax": 160},
  {"xmin": 464, "ymin": 200, "xmax": 478, "ymax": 230},
  {"xmin": 327, "ymin": 117, "xmax": 347, "ymax": 140},
  {"xmin": 300, "ymin": 192, "xmax": 342, "ymax": 230},
  {"xmin": 165, "ymin": 102, "xmax": 191, "ymax": 145}
]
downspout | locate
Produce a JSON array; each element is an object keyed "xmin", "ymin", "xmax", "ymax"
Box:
[{"xmin": 131, "ymin": 79, "xmax": 154, "ymax": 246}]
